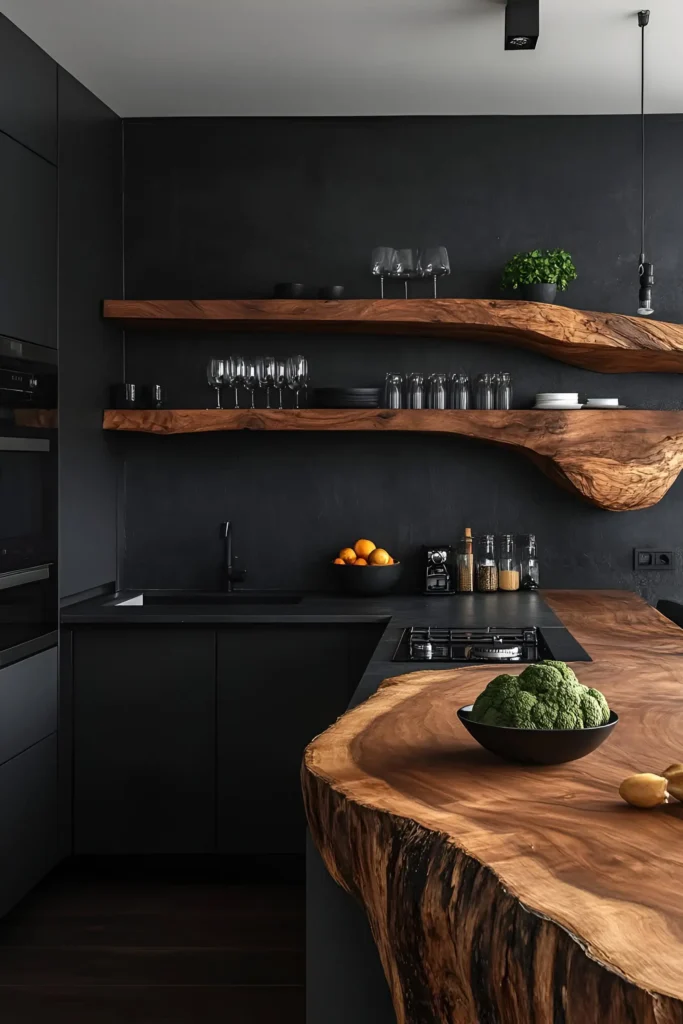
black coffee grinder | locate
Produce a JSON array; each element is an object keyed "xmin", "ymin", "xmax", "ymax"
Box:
[{"xmin": 424, "ymin": 546, "xmax": 455, "ymax": 595}]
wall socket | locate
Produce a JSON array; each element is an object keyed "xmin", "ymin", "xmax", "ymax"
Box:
[{"xmin": 634, "ymin": 549, "xmax": 674, "ymax": 570}]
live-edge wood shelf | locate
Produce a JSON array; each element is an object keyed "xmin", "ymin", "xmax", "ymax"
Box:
[
  {"xmin": 102, "ymin": 298, "xmax": 683, "ymax": 374},
  {"xmin": 102, "ymin": 408, "xmax": 683, "ymax": 512}
]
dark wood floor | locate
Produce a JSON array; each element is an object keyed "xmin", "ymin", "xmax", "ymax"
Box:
[{"xmin": 0, "ymin": 862, "xmax": 305, "ymax": 1023}]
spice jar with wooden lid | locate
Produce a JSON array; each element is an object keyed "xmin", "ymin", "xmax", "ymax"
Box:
[
  {"xmin": 455, "ymin": 527, "xmax": 474, "ymax": 593},
  {"xmin": 476, "ymin": 534, "xmax": 498, "ymax": 592},
  {"xmin": 498, "ymin": 534, "xmax": 520, "ymax": 591}
]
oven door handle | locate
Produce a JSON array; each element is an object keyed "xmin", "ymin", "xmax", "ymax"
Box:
[
  {"xmin": 0, "ymin": 565, "xmax": 51, "ymax": 591},
  {"xmin": 0, "ymin": 437, "xmax": 50, "ymax": 452}
]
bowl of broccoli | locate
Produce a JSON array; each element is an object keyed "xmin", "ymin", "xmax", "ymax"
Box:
[{"xmin": 458, "ymin": 660, "xmax": 618, "ymax": 764}]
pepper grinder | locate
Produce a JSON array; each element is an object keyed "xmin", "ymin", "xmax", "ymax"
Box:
[{"xmin": 520, "ymin": 534, "xmax": 540, "ymax": 590}]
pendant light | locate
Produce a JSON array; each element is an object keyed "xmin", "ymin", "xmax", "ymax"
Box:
[{"xmin": 637, "ymin": 10, "xmax": 654, "ymax": 316}]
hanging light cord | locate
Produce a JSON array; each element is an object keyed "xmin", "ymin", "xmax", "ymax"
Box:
[{"xmin": 640, "ymin": 14, "xmax": 646, "ymax": 262}]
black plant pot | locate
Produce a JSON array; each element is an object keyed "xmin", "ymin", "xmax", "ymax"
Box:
[{"xmin": 522, "ymin": 282, "xmax": 557, "ymax": 304}]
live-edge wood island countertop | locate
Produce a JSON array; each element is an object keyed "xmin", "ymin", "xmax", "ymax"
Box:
[{"xmin": 303, "ymin": 591, "xmax": 683, "ymax": 1023}]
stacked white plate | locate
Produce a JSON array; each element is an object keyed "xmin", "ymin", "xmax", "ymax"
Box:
[
  {"xmin": 585, "ymin": 398, "xmax": 624, "ymax": 409},
  {"xmin": 533, "ymin": 392, "xmax": 583, "ymax": 410}
]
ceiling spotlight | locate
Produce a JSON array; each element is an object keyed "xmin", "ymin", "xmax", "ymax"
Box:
[{"xmin": 505, "ymin": 0, "xmax": 539, "ymax": 50}]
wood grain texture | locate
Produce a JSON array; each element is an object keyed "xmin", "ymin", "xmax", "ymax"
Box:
[
  {"xmin": 102, "ymin": 408, "xmax": 683, "ymax": 512},
  {"xmin": 13, "ymin": 409, "xmax": 58, "ymax": 429},
  {"xmin": 102, "ymin": 298, "xmax": 683, "ymax": 373},
  {"xmin": 302, "ymin": 590, "xmax": 683, "ymax": 1023}
]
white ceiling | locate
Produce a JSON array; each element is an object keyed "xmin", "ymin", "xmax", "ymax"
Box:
[{"xmin": 1, "ymin": 0, "xmax": 682, "ymax": 118}]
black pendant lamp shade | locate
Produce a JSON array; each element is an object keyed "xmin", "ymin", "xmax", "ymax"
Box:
[
  {"xmin": 505, "ymin": 0, "xmax": 539, "ymax": 50},
  {"xmin": 637, "ymin": 10, "xmax": 655, "ymax": 316}
]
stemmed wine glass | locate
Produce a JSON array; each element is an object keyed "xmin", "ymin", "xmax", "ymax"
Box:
[
  {"xmin": 273, "ymin": 361, "xmax": 286, "ymax": 409},
  {"xmin": 285, "ymin": 355, "xmax": 308, "ymax": 409},
  {"xmin": 255, "ymin": 355, "xmax": 277, "ymax": 409},
  {"xmin": 207, "ymin": 358, "xmax": 226, "ymax": 409},
  {"xmin": 371, "ymin": 247, "xmax": 396, "ymax": 298},
  {"xmin": 223, "ymin": 354, "xmax": 245, "ymax": 409},
  {"xmin": 242, "ymin": 362, "xmax": 257, "ymax": 409},
  {"xmin": 389, "ymin": 248, "xmax": 421, "ymax": 299},
  {"xmin": 419, "ymin": 247, "xmax": 451, "ymax": 297}
]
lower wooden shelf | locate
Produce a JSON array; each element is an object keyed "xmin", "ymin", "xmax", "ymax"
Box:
[{"xmin": 102, "ymin": 408, "xmax": 683, "ymax": 512}]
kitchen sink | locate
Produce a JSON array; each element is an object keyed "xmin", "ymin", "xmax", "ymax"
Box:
[{"xmin": 113, "ymin": 592, "xmax": 303, "ymax": 607}]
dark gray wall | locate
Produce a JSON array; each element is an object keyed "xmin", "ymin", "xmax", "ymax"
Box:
[
  {"xmin": 121, "ymin": 116, "xmax": 683, "ymax": 602},
  {"xmin": 58, "ymin": 69, "xmax": 122, "ymax": 598}
]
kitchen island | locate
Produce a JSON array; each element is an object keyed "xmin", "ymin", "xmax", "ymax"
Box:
[{"xmin": 303, "ymin": 590, "xmax": 683, "ymax": 1023}]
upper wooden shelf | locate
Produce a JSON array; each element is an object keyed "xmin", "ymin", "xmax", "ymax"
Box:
[
  {"xmin": 102, "ymin": 408, "xmax": 683, "ymax": 512},
  {"xmin": 102, "ymin": 298, "xmax": 683, "ymax": 374}
]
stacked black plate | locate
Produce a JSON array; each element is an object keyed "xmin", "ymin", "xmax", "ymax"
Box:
[{"xmin": 312, "ymin": 388, "xmax": 381, "ymax": 409}]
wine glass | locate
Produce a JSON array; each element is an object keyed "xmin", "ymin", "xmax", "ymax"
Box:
[
  {"xmin": 370, "ymin": 247, "xmax": 396, "ymax": 299},
  {"xmin": 242, "ymin": 362, "xmax": 257, "ymax": 409},
  {"xmin": 273, "ymin": 361, "xmax": 286, "ymax": 409},
  {"xmin": 223, "ymin": 354, "xmax": 245, "ymax": 409},
  {"xmin": 285, "ymin": 355, "xmax": 308, "ymax": 409},
  {"xmin": 419, "ymin": 247, "xmax": 450, "ymax": 297},
  {"xmin": 207, "ymin": 358, "xmax": 226, "ymax": 409},
  {"xmin": 255, "ymin": 355, "xmax": 277, "ymax": 409},
  {"xmin": 389, "ymin": 248, "xmax": 421, "ymax": 299}
]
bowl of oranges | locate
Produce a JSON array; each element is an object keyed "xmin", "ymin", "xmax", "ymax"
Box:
[{"xmin": 331, "ymin": 539, "xmax": 402, "ymax": 595}]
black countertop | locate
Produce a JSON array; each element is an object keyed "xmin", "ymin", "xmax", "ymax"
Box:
[{"xmin": 62, "ymin": 590, "xmax": 565, "ymax": 708}]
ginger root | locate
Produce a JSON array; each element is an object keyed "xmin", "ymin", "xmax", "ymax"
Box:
[
  {"xmin": 619, "ymin": 773, "xmax": 669, "ymax": 808},
  {"xmin": 662, "ymin": 764, "xmax": 683, "ymax": 801}
]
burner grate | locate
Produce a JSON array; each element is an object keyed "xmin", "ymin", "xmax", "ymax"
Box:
[{"xmin": 401, "ymin": 625, "xmax": 541, "ymax": 663}]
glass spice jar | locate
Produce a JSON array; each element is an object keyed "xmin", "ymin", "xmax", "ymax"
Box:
[
  {"xmin": 520, "ymin": 533, "xmax": 540, "ymax": 590},
  {"xmin": 476, "ymin": 534, "xmax": 498, "ymax": 592},
  {"xmin": 498, "ymin": 533, "xmax": 520, "ymax": 591},
  {"xmin": 455, "ymin": 527, "xmax": 474, "ymax": 593}
]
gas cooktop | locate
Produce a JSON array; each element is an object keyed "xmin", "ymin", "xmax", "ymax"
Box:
[{"xmin": 392, "ymin": 625, "xmax": 591, "ymax": 664}]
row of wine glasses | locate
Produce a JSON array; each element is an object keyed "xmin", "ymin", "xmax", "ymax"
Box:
[
  {"xmin": 371, "ymin": 247, "xmax": 450, "ymax": 299},
  {"xmin": 206, "ymin": 355, "xmax": 309, "ymax": 410}
]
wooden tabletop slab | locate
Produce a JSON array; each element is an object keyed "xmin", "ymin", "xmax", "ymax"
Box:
[{"xmin": 303, "ymin": 590, "xmax": 683, "ymax": 1023}]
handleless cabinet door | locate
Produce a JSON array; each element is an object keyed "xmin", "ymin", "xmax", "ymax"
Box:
[
  {"xmin": 0, "ymin": 647, "xmax": 57, "ymax": 766},
  {"xmin": 0, "ymin": 733, "xmax": 58, "ymax": 917},
  {"xmin": 73, "ymin": 628, "xmax": 216, "ymax": 854},
  {"xmin": 217, "ymin": 626, "xmax": 366, "ymax": 857},
  {"xmin": 0, "ymin": 14, "xmax": 57, "ymax": 163},
  {"xmin": 0, "ymin": 134, "xmax": 57, "ymax": 348}
]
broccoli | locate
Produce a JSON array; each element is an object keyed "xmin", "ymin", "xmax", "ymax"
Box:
[{"xmin": 469, "ymin": 660, "xmax": 610, "ymax": 730}]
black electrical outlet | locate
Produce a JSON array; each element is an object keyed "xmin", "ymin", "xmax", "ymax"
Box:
[{"xmin": 634, "ymin": 549, "xmax": 674, "ymax": 570}]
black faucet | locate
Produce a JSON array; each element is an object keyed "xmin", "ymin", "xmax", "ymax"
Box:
[{"xmin": 221, "ymin": 521, "xmax": 246, "ymax": 592}]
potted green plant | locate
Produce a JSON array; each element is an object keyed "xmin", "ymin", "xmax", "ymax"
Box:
[{"xmin": 501, "ymin": 248, "xmax": 577, "ymax": 303}]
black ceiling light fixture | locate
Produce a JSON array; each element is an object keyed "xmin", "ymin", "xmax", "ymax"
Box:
[
  {"xmin": 505, "ymin": 0, "xmax": 539, "ymax": 50},
  {"xmin": 637, "ymin": 9, "xmax": 655, "ymax": 316}
]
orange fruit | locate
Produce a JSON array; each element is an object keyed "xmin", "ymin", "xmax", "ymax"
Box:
[
  {"xmin": 333, "ymin": 557, "xmax": 345, "ymax": 565},
  {"xmin": 339, "ymin": 547, "xmax": 356, "ymax": 564},
  {"xmin": 387, "ymin": 557, "xmax": 395, "ymax": 565},
  {"xmin": 369, "ymin": 548, "xmax": 391, "ymax": 566},
  {"xmin": 354, "ymin": 539, "xmax": 376, "ymax": 559},
  {"xmin": 353, "ymin": 558, "xmax": 368, "ymax": 566}
]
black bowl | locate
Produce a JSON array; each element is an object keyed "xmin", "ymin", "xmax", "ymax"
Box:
[
  {"xmin": 273, "ymin": 282, "xmax": 306, "ymax": 299},
  {"xmin": 457, "ymin": 705, "xmax": 619, "ymax": 765},
  {"xmin": 330, "ymin": 562, "xmax": 403, "ymax": 596}
]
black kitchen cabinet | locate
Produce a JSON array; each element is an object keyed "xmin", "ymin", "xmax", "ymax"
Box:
[
  {"xmin": 73, "ymin": 628, "xmax": 216, "ymax": 854},
  {"xmin": 0, "ymin": 13, "xmax": 57, "ymax": 163},
  {"xmin": 217, "ymin": 625, "xmax": 380, "ymax": 856},
  {"xmin": 0, "ymin": 733, "xmax": 58, "ymax": 917},
  {"xmin": 0, "ymin": 132, "xmax": 57, "ymax": 348}
]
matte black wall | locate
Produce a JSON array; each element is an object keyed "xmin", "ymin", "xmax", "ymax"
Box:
[
  {"xmin": 121, "ymin": 116, "xmax": 683, "ymax": 601},
  {"xmin": 59, "ymin": 70, "xmax": 122, "ymax": 599}
]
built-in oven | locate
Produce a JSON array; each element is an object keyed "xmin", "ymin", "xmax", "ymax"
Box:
[{"xmin": 0, "ymin": 336, "xmax": 57, "ymax": 667}]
